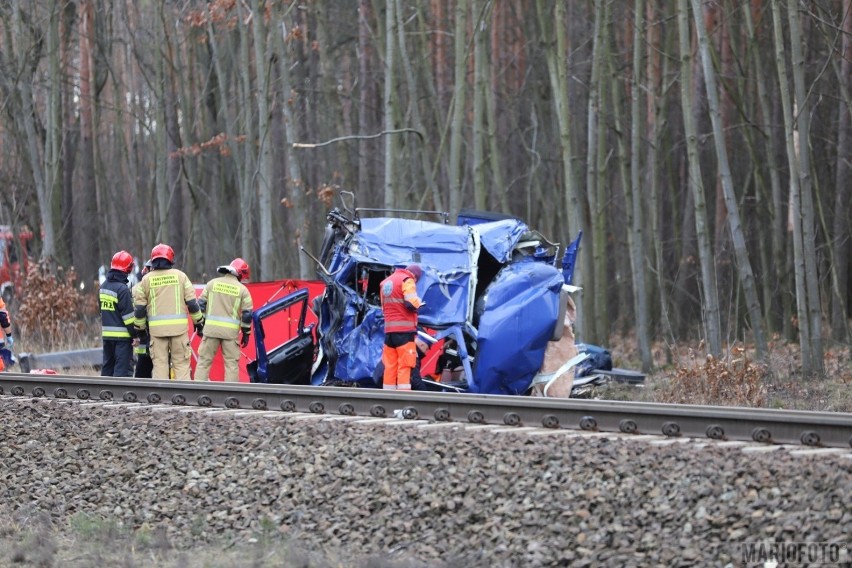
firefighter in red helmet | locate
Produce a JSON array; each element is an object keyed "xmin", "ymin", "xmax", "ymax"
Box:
[
  {"xmin": 99, "ymin": 251, "xmax": 137, "ymax": 376},
  {"xmin": 195, "ymin": 258, "xmax": 254, "ymax": 382},
  {"xmin": 133, "ymin": 243, "xmax": 203, "ymax": 380},
  {"xmin": 379, "ymin": 264, "xmax": 424, "ymax": 390}
]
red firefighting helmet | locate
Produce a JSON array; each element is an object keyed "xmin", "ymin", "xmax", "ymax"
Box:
[
  {"xmin": 230, "ymin": 258, "xmax": 250, "ymax": 282},
  {"xmin": 110, "ymin": 250, "xmax": 134, "ymax": 273},
  {"xmin": 150, "ymin": 243, "xmax": 175, "ymax": 263}
]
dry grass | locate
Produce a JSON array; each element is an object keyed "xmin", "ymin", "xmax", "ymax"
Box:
[
  {"xmin": 607, "ymin": 331, "xmax": 852, "ymax": 411},
  {"xmin": 0, "ymin": 513, "xmax": 426, "ymax": 568},
  {"xmin": 654, "ymin": 346, "xmax": 767, "ymax": 406}
]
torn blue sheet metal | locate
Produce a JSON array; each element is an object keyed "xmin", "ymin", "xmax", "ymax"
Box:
[
  {"xmin": 472, "ymin": 261, "xmax": 565, "ymax": 394},
  {"xmin": 306, "ymin": 201, "xmax": 569, "ymax": 395}
]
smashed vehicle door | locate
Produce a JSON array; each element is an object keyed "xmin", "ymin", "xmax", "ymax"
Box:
[{"xmin": 247, "ymin": 288, "xmax": 315, "ymax": 384}]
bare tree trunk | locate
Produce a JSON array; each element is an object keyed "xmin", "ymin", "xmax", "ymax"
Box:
[
  {"xmin": 154, "ymin": 3, "xmax": 169, "ymax": 246},
  {"xmin": 382, "ymin": 0, "xmax": 399, "ymax": 209},
  {"xmin": 4, "ymin": 5, "xmax": 56, "ymax": 262},
  {"xmin": 677, "ymin": 0, "xmax": 722, "ymax": 356},
  {"xmin": 75, "ymin": 0, "xmax": 102, "ymax": 283},
  {"xmin": 394, "ymin": 0, "xmax": 441, "ymax": 211},
  {"xmin": 447, "ymin": 0, "xmax": 468, "ymax": 218},
  {"xmin": 606, "ymin": 14, "xmax": 638, "ymax": 339},
  {"xmin": 785, "ymin": 0, "xmax": 823, "ymax": 372},
  {"xmin": 472, "ymin": 0, "xmax": 487, "ymax": 210},
  {"xmin": 629, "ymin": 0, "xmax": 652, "ymax": 371},
  {"xmin": 237, "ymin": 0, "xmax": 256, "ymax": 262},
  {"xmin": 484, "ymin": 63, "xmax": 506, "ymax": 214},
  {"xmin": 271, "ymin": 5, "xmax": 310, "ymax": 279},
  {"xmin": 647, "ymin": 0, "xmax": 674, "ymax": 359},
  {"xmin": 743, "ymin": 2, "xmax": 788, "ymax": 338},
  {"xmin": 771, "ymin": 0, "xmax": 813, "ymax": 372},
  {"xmin": 537, "ymin": 0, "xmax": 591, "ymax": 341},
  {"xmin": 690, "ymin": 0, "xmax": 766, "ymax": 358},
  {"xmin": 587, "ymin": 0, "xmax": 607, "ymax": 340},
  {"xmin": 250, "ymin": 0, "xmax": 274, "ymax": 280},
  {"xmin": 44, "ymin": 2, "xmax": 62, "ymax": 263},
  {"xmin": 357, "ymin": 0, "xmax": 375, "ymax": 196},
  {"xmin": 830, "ymin": 0, "xmax": 851, "ymax": 341},
  {"xmin": 207, "ymin": 7, "xmax": 245, "ymax": 260}
]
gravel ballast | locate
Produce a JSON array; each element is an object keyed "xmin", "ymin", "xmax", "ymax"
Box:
[{"xmin": 0, "ymin": 397, "xmax": 849, "ymax": 567}]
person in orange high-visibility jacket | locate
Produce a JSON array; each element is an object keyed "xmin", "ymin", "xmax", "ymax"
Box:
[
  {"xmin": 379, "ymin": 264, "xmax": 424, "ymax": 390},
  {"xmin": 133, "ymin": 244, "xmax": 203, "ymax": 380},
  {"xmin": 195, "ymin": 258, "xmax": 254, "ymax": 382}
]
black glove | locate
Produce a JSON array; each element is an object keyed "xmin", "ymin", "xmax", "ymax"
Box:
[
  {"xmin": 194, "ymin": 320, "xmax": 204, "ymax": 337},
  {"xmin": 240, "ymin": 331, "xmax": 250, "ymax": 348},
  {"xmin": 137, "ymin": 331, "xmax": 149, "ymax": 346}
]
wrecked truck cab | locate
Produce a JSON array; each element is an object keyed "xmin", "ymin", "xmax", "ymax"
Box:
[{"xmin": 250, "ymin": 200, "xmax": 572, "ymax": 395}]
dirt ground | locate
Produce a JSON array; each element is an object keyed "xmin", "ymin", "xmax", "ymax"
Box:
[{"xmin": 0, "ymin": 516, "xmax": 423, "ymax": 568}]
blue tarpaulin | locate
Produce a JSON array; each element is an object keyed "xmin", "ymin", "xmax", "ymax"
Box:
[{"xmin": 317, "ymin": 216, "xmax": 565, "ymax": 394}]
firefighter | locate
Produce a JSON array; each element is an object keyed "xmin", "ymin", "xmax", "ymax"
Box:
[
  {"xmin": 0, "ymin": 297, "xmax": 12, "ymax": 372},
  {"xmin": 195, "ymin": 258, "xmax": 253, "ymax": 382},
  {"xmin": 379, "ymin": 264, "xmax": 424, "ymax": 390},
  {"xmin": 99, "ymin": 251, "xmax": 137, "ymax": 376},
  {"xmin": 133, "ymin": 244, "xmax": 203, "ymax": 380},
  {"xmin": 133, "ymin": 260, "xmax": 153, "ymax": 378}
]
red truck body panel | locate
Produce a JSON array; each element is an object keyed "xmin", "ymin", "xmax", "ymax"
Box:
[{"xmin": 188, "ymin": 279, "xmax": 326, "ymax": 382}]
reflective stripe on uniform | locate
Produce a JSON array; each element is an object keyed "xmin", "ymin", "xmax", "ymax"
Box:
[
  {"xmin": 102, "ymin": 326, "xmax": 131, "ymax": 338},
  {"xmin": 148, "ymin": 314, "xmax": 188, "ymax": 327},
  {"xmin": 121, "ymin": 312, "xmax": 135, "ymax": 325},
  {"xmin": 205, "ymin": 315, "xmax": 240, "ymax": 330}
]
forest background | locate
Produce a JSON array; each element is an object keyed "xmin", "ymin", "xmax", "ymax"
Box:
[{"xmin": 0, "ymin": 0, "xmax": 850, "ymax": 378}]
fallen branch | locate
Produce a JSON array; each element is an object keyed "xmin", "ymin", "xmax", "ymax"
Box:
[{"xmin": 292, "ymin": 128, "xmax": 424, "ymax": 149}]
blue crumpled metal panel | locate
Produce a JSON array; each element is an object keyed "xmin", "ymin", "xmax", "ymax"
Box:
[
  {"xmin": 347, "ymin": 218, "xmax": 475, "ymax": 326},
  {"xmin": 474, "ymin": 219, "xmax": 528, "ymax": 263},
  {"xmin": 319, "ymin": 215, "xmax": 563, "ymax": 393},
  {"xmin": 332, "ymin": 306, "xmax": 384, "ymax": 383},
  {"xmin": 471, "ymin": 260, "xmax": 564, "ymax": 395}
]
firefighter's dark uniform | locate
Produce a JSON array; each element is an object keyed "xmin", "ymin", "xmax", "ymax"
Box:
[
  {"xmin": 133, "ymin": 260, "xmax": 202, "ymax": 380},
  {"xmin": 379, "ymin": 267, "xmax": 423, "ymax": 390},
  {"xmin": 99, "ymin": 269, "xmax": 136, "ymax": 376},
  {"xmin": 133, "ymin": 262, "xmax": 153, "ymax": 378},
  {"xmin": 133, "ymin": 334, "xmax": 152, "ymax": 378},
  {"xmin": 195, "ymin": 272, "xmax": 253, "ymax": 381}
]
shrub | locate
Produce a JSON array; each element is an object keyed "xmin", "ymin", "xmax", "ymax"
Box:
[
  {"xmin": 14, "ymin": 260, "xmax": 99, "ymax": 348},
  {"xmin": 657, "ymin": 346, "xmax": 767, "ymax": 407}
]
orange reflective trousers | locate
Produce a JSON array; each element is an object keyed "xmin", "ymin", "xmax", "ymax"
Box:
[{"xmin": 381, "ymin": 341, "xmax": 416, "ymax": 390}]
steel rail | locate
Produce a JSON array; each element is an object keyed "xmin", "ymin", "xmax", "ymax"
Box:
[{"xmin": 1, "ymin": 372, "xmax": 851, "ymax": 448}]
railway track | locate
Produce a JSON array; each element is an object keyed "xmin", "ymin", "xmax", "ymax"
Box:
[{"xmin": 1, "ymin": 371, "xmax": 851, "ymax": 448}]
